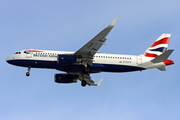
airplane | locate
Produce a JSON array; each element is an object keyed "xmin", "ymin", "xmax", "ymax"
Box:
[{"xmin": 6, "ymin": 16, "xmax": 174, "ymax": 87}]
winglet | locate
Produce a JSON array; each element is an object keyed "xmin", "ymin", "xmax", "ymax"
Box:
[
  {"xmin": 109, "ymin": 16, "xmax": 119, "ymax": 27},
  {"xmin": 91, "ymin": 77, "xmax": 103, "ymax": 86},
  {"xmin": 96, "ymin": 77, "xmax": 103, "ymax": 86}
]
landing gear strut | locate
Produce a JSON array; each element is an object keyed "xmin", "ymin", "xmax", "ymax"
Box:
[
  {"xmin": 81, "ymin": 80, "xmax": 86, "ymax": 87},
  {"xmin": 26, "ymin": 67, "xmax": 31, "ymax": 77}
]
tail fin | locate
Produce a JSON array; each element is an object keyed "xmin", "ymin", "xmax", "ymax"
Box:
[{"xmin": 143, "ymin": 34, "xmax": 171, "ymax": 57}]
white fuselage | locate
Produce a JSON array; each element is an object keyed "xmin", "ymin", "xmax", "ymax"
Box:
[{"xmin": 6, "ymin": 49, "xmax": 167, "ymax": 73}]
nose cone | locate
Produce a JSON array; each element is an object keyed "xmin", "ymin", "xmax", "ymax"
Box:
[
  {"xmin": 164, "ymin": 59, "xmax": 174, "ymax": 66},
  {"xmin": 6, "ymin": 56, "xmax": 13, "ymax": 64}
]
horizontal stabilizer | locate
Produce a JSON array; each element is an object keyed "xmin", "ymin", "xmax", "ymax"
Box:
[
  {"xmin": 151, "ymin": 49, "xmax": 174, "ymax": 63},
  {"xmin": 157, "ymin": 66, "xmax": 166, "ymax": 71}
]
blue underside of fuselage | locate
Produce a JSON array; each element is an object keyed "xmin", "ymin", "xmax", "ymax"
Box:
[{"xmin": 7, "ymin": 59, "xmax": 145, "ymax": 73}]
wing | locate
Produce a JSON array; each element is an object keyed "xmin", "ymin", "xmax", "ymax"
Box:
[{"xmin": 74, "ymin": 16, "xmax": 119, "ymax": 67}]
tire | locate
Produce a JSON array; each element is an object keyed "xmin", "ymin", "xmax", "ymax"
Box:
[
  {"xmin": 26, "ymin": 72, "xmax": 30, "ymax": 76},
  {"xmin": 81, "ymin": 80, "xmax": 86, "ymax": 87}
]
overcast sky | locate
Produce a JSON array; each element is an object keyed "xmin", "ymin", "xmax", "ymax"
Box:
[{"xmin": 0, "ymin": 0, "xmax": 179, "ymax": 120}]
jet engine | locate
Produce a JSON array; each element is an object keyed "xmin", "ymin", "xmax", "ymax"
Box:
[
  {"xmin": 57, "ymin": 54, "xmax": 81, "ymax": 64},
  {"xmin": 54, "ymin": 74, "xmax": 77, "ymax": 83}
]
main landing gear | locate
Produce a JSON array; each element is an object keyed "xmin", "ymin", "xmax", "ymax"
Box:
[
  {"xmin": 81, "ymin": 80, "xmax": 86, "ymax": 87},
  {"xmin": 84, "ymin": 67, "xmax": 90, "ymax": 74},
  {"xmin": 26, "ymin": 67, "xmax": 31, "ymax": 77},
  {"xmin": 81, "ymin": 67, "xmax": 90, "ymax": 87}
]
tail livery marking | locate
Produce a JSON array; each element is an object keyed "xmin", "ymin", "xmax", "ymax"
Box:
[
  {"xmin": 149, "ymin": 47, "xmax": 167, "ymax": 52},
  {"xmin": 150, "ymin": 37, "xmax": 170, "ymax": 47},
  {"xmin": 144, "ymin": 53, "xmax": 158, "ymax": 57},
  {"xmin": 164, "ymin": 59, "xmax": 174, "ymax": 66},
  {"xmin": 143, "ymin": 34, "xmax": 171, "ymax": 57}
]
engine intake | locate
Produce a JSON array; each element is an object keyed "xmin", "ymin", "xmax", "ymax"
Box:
[
  {"xmin": 54, "ymin": 74, "xmax": 77, "ymax": 83},
  {"xmin": 57, "ymin": 54, "xmax": 81, "ymax": 64}
]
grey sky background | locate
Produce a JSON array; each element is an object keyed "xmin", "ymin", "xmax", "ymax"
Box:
[{"xmin": 0, "ymin": 0, "xmax": 179, "ymax": 120}]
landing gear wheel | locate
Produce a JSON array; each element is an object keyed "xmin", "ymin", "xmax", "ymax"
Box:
[
  {"xmin": 26, "ymin": 72, "xmax": 30, "ymax": 77},
  {"xmin": 81, "ymin": 80, "xmax": 86, "ymax": 87},
  {"xmin": 26, "ymin": 66, "xmax": 31, "ymax": 77}
]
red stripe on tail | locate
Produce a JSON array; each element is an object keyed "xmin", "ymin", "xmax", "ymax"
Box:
[
  {"xmin": 150, "ymin": 37, "xmax": 170, "ymax": 47},
  {"xmin": 144, "ymin": 53, "xmax": 158, "ymax": 57}
]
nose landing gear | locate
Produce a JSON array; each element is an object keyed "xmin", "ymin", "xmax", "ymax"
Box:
[{"xmin": 26, "ymin": 67, "xmax": 31, "ymax": 77}]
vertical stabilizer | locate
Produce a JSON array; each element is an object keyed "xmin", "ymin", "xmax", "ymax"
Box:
[{"xmin": 143, "ymin": 34, "xmax": 171, "ymax": 57}]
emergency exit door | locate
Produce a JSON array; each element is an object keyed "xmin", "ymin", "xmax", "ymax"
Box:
[{"xmin": 136, "ymin": 56, "xmax": 142, "ymax": 65}]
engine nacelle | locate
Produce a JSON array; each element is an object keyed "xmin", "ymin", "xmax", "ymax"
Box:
[
  {"xmin": 57, "ymin": 54, "xmax": 81, "ymax": 64},
  {"xmin": 54, "ymin": 74, "xmax": 77, "ymax": 83}
]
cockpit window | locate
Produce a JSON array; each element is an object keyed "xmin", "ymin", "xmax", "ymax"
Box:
[{"xmin": 15, "ymin": 52, "xmax": 21, "ymax": 54}]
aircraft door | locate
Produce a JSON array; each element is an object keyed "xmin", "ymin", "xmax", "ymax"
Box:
[
  {"xmin": 136, "ymin": 56, "xmax": 142, "ymax": 65},
  {"xmin": 26, "ymin": 50, "xmax": 32, "ymax": 58}
]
